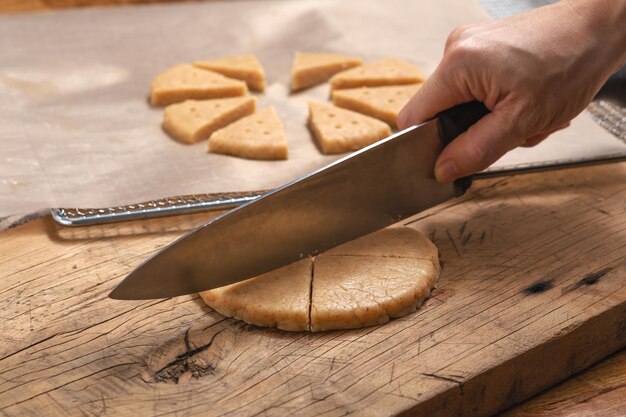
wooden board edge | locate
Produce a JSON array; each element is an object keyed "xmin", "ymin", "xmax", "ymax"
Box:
[{"xmin": 399, "ymin": 301, "xmax": 626, "ymax": 417}]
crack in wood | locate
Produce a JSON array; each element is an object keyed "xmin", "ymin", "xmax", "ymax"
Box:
[
  {"xmin": 152, "ymin": 329, "xmax": 224, "ymax": 383},
  {"xmin": 579, "ymin": 382, "xmax": 626, "ymax": 404},
  {"xmin": 422, "ymin": 372, "xmax": 465, "ymax": 394},
  {"xmin": 308, "ymin": 257, "xmax": 315, "ymax": 332},
  {"xmin": 565, "ymin": 267, "xmax": 614, "ymax": 293},
  {"xmin": 523, "ymin": 280, "xmax": 554, "ymax": 295},
  {"xmin": 446, "ymin": 229, "xmax": 461, "ymax": 258}
]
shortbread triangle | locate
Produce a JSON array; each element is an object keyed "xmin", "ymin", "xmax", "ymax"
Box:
[
  {"xmin": 332, "ymin": 84, "xmax": 422, "ymax": 127},
  {"xmin": 163, "ymin": 96, "xmax": 257, "ymax": 144},
  {"xmin": 307, "ymin": 101, "xmax": 391, "ymax": 154},
  {"xmin": 150, "ymin": 64, "xmax": 248, "ymax": 106},
  {"xmin": 194, "ymin": 54, "xmax": 266, "ymax": 92},
  {"xmin": 209, "ymin": 107, "xmax": 288, "ymax": 160},
  {"xmin": 291, "ymin": 52, "xmax": 363, "ymax": 91},
  {"xmin": 330, "ymin": 57, "xmax": 424, "ymax": 91}
]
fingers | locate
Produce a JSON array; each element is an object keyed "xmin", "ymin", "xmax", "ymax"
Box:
[
  {"xmin": 434, "ymin": 109, "xmax": 524, "ymax": 182},
  {"xmin": 398, "ymin": 36, "xmax": 485, "ymax": 130},
  {"xmin": 397, "ymin": 64, "xmax": 467, "ymax": 130}
]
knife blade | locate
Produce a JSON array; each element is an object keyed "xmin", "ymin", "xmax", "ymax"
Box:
[{"xmin": 109, "ymin": 101, "xmax": 489, "ymax": 300}]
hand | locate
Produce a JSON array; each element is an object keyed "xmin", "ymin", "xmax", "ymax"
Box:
[{"xmin": 397, "ymin": 0, "xmax": 626, "ymax": 183}]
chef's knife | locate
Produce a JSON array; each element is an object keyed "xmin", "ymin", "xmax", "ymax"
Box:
[{"xmin": 109, "ymin": 101, "xmax": 490, "ymax": 300}]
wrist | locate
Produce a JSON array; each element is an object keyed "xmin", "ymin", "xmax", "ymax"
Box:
[{"xmin": 560, "ymin": 0, "xmax": 626, "ymax": 74}]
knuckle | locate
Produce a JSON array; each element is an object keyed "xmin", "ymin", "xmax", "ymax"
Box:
[
  {"xmin": 445, "ymin": 26, "xmax": 465, "ymax": 50},
  {"xmin": 446, "ymin": 24, "xmax": 473, "ymax": 46},
  {"xmin": 444, "ymin": 39, "xmax": 480, "ymax": 64}
]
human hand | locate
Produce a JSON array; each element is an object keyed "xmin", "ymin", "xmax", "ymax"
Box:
[{"xmin": 397, "ymin": 0, "xmax": 626, "ymax": 183}]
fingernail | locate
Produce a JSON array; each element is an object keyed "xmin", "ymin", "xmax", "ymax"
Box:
[{"xmin": 435, "ymin": 160, "xmax": 459, "ymax": 183}]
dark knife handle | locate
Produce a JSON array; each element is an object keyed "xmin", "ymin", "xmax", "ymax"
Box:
[{"xmin": 437, "ymin": 101, "xmax": 490, "ymax": 196}]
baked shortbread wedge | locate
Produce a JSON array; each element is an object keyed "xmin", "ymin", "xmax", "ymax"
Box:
[
  {"xmin": 330, "ymin": 57, "xmax": 424, "ymax": 91},
  {"xmin": 332, "ymin": 84, "xmax": 421, "ymax": 127},
  {"xmin": 291, "ymin": 52, "xmax": 363, "ymax": 91},
  {"xmin": 194, "ymin": 54, "xmax": 266, "ymax": 92},
  {"xmin": 307, "ymin": 101, "xmax": 391, "ymax": 154},
  {"xmin": 150, "ymin": 64, "xmax": 248, "ymax": 106},
  {"xmin": 162, "ymin": 96, "xmax": 256, "ymax": 144},
  {"xmin": 208, "ymin": 107, "xmax": 288, "ymax": 160}
]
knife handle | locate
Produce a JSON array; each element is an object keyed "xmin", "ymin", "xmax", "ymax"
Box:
[{"xmin": 437, "ymin": 101, "xmax": 490, "ymax": 196}]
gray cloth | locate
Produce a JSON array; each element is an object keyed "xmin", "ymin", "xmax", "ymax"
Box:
[{"xmin": 480, "ymin": 0, "xmax": 557, "ymax": 18}]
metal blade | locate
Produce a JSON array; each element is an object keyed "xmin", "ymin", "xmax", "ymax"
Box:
[{"xmin": 109, "ymin": 119, "xmax": 456, "ymax": 300}]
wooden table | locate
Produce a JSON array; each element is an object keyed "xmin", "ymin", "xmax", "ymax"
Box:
[{"xmin": 1, "ymin": 2, "xmax": 625, "ymax": 416}]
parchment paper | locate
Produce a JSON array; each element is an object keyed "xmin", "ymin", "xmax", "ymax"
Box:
[{"xmin": 0, "ymin": 0, "xmax": 624, "ymax": 219}]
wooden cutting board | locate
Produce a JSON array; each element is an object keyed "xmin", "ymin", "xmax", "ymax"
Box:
[{"xmin": 0, "ymin": 163, "xmax": 624, "ymax": 417}]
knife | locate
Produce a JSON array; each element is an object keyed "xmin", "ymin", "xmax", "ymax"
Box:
[{"xmin": 109, "ymin": 101, "xmax": 490, "ymax": 300}]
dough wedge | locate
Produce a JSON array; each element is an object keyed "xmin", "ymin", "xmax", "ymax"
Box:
[
  {"xmin": 330, "ymin": 57, "xmax": 424, "ymax": 91},
  {"xmin": 199, "ymin": 259, "xmax": 311, "ymax": 331},
  {"xmin": 291, "ymin": 51, "xmax": 363, "ymax": 91},
  {"xmin": 208, "ymin": 107, "xmax": 288, "ymax": 160},
  {"xmin": 150, "ymin": 64, "xmax": 247, "ymax": 106},
  {"xmin": 307, "ymin": 101, "xmax": 391, "ymax": 154},
  {"xmin": 332, "ymin": 84, "xmax": 422, "ymax": 127},
  {"xmin": 194, "ymin": 54, "xmax": 266, "ymax": 92},
  {"xmin": 163, "ymin": 96, "xmax": 256, "ymax": 144}
]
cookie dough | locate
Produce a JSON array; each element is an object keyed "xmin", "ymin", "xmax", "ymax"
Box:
[
  {"xmin": 163, "ymin": 96, "xmax": 256, "ymax": 144},
  {"xmin": 200, "ymin": 259, "xmax": 311, "ymax": 331},
  {"xmin": 307, "ymin": 100, "xmax": 391, "ymax": 154},
  {"xmin": 208, "ymin": 107, "xmax": 288, "ymax": 160},
  {"xmin": 330, "ymin": 57, "xmax": 424, "ymax": 91},
  {"xmin": 150, "ymin": 64, "xmax": 248, "ymax": 106},
  {"xmin": 199, "ymin": 228, "xmax": 440, "ymax": 332},
  {"xmin": 194, "ymin": 54, "xmax": 266, "ymax": 92},
  {"xmin": 332, "ymin": 84, "xmax": 422, "ymax": 128},
  {"xmin": 291, "ymin": 52, "xmax": 363, "ymax": 91}
]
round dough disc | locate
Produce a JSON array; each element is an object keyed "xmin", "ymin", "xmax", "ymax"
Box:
[{"xmin": 199, "ymin": 227, "xmax": 439, "ymax": 332}]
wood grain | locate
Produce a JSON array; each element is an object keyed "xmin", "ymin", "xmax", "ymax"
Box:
[
  {"xmin": 500, "ymin": 349, "xmax": 626, "ymax": 417},
  {"xmin": 1, "ymin": 162, "xmax": 624, "ymax": 416}
]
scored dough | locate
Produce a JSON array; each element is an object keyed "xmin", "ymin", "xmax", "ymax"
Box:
[
  {"xmin": 163, "ymin": 96, "xmax": 256, "ymax": 144},
  {"xmin": 332, "ymin": 84, "xmax": 422, "ymax": 128},
  {"xmin": 330, "ymin": 57, "xmax": 425, "ymax": 91},
  {"xmin": 194, "ymin": 54, "xmax": 266, "ymax": 92},
  {"xmin": 150, "ymin": 64, "xmax": 248, "ymax": 106},
  {"xmin": 323, "ymin": 228, "xmax": 439, "ymax": 268},
  {"xmin": 199, "ymin": 259, "xmax": 311, "ymax": 331},
  {"xmin": 291, "ymin": 51, "xmax": 363, "ymax": 91},
  {"xmin": 307, "ymin": 100, "xmax": 391, "ymax": 154},
  {"xmin": 208, "ymin": 107, "xmax": 288, "ymax": 160},
  {"xmin": 311, "ymin": 255, "xmax": 438, "ymax": 331},
  {"xmin": 199, "ymin": 228, "xmax": 440, "ymax": 332}
]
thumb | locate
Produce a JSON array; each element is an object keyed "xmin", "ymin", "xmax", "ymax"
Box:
[
  {"xmin": 397, "ymin": 64, "xmax": 471, "ymax": 129},
  {"xmin": 434, "ymin": 107, "xmax": 526, "ymax": 182}
]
